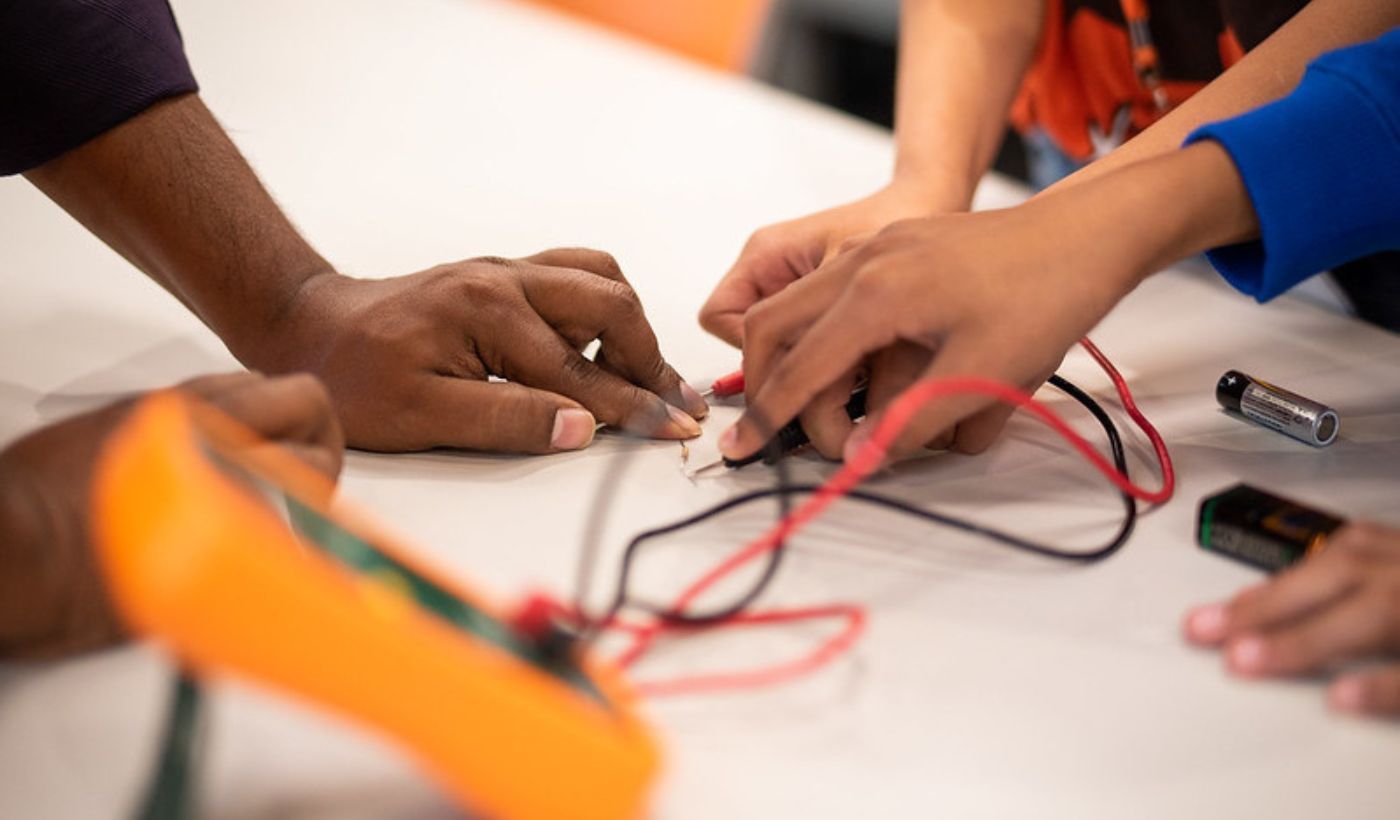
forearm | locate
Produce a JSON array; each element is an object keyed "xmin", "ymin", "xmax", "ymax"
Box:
[
  {"xmin": 890, "ymin": 0, "xmax": 1043, "ymax": 210},
  {"xmin": 1050, "ymin": 0, "xmax": 1400, "ymax": 192},
  {"xmin": 1037, "ymin": 141, "xmax": 1259, "ymax": 299},
  {"xmin": 24, "ymin": 93, "xmax": 332, "ymax": 372}
]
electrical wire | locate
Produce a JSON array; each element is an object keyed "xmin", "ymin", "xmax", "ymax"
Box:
[
  {"xmin": 578, "ymin": 353, "xmax": 1170, "ymax": 695},
  {"xmin": 135, "ymin": 673, "xmax": 203, "ymax": 820}
]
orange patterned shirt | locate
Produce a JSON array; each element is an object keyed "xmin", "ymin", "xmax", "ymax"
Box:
[{"xmin": 1011, "ymin": 0, "xmax": 1309, "ymax": 159}]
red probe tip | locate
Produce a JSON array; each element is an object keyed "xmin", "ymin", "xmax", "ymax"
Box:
[{"xmin": 709, "ymin": 370, "xmax": 745, "ymax": 398}]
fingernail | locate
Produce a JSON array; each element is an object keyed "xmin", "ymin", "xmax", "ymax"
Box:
[
  {"xmin": 679, "ymin": 382, "xmax": 709, "ymax": 419},
  {"xmin": 718, "ymin": 424, "xmax": 741, "ymax": 458},
  {"xmin": 1185, "ymin": 604, "xmax": 1228, "ymax": 645},
  {"xmin": 843, "ymin": 426, "xmax": 872, "ymax": 465},
  {"xmin": 1228, "ymin": 637, "xmax": 1267, "ymax": 675},
  {"xmin": 551, "ymin": 408, "xmax": 596, "ymax": 450},
  {"xmin": 667, "ymin": 404, "xmax": 702, "ymax": 438},
  {"xmin": 1330, "ymin": 677, "xmax": 1367, "ymax": 713}
]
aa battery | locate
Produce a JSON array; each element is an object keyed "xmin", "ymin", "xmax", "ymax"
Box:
[{"xmin": 1216, "ymin": 370, "xmax": 1339, "ymax": 447}]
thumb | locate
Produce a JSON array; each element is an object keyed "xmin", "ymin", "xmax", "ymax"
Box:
[{"xmin": 410, "ymin": 378, "xmax": 598, "ymax": 454}]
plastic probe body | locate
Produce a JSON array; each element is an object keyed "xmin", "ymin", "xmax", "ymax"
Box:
[{"xmin": 706, "ymin": 370, "xmax": 745, "ymax": 398}]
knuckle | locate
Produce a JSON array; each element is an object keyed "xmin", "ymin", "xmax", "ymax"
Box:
[
  {"xmin": 560, "ymin": 352, "xmax": 603, "ymax": 387},
  {"xmin": 354, "ymin": 312, "xmax": 417, "ymax": 352},
  {"xmin": 742, "ymin": 304, "xmax": 782, "ymax": 354},
  {"xmin": 467, "ymin": 255, "xmax": 517, "ymax": 270},
  {"xmin": 458, "ymin": 271, "xmax": 508, "ymax": 303},
  {"xmin": 742, "ymin": 300, "xmax": 770, "ymax": 337},
  {"xmin": 849, "ymin": 268, "xmax": 891, "ymax": 303},
  {"xmin": 836, "ymin": 233, "xmax": 871, "ymax": 256},
  {"xmin": 745, "ymin": 227, "xmax": 776, "ymax": 254},
  {"xmin": 589, "ymin": 250, "xmax": 624, "ymax": 280},
  {"xmin": 697, "ymin": 301, "xmax": 721, "ymax": 332},
  {"xmin": 603, "ymin": 279, "xmax": 645, "ymax": 316},
  {"xmin": 638, "ymin": 352, "xmax": 673, "ymax": 387}
]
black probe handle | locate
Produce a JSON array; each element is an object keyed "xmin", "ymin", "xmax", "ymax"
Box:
[{"xmin": 722, "ymin": 387, "xmax": 869, "ymax": 469}]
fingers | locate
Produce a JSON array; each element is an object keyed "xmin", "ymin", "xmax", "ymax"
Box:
[
  {"xmin": 522, "ymin": 248, "xmax": 629, "ymax": 285},
  {"xmin": 1182, "ymin": 522, "xmax": 1400, "ymax": 719},
  {"xmin": 699, "ymin": 270, "xmax": 761, "ymax": 348},
  {"xmin": 700, "ymin": 227, "xmax": 822, "ymax": 347},
  {"xmin": 722, "ymin": 281, "xmax": 887, "ymax": 460},
  {"xmin": 738, "ymin": 246, "xmax": 867, "ymax": 398},
  {"xmin": 864, "ymin": 342, "xmax": 951, "ymax": 453},
  {"xmin": 181, "ymin": 372, "xmax": 345, "ymax": 478},
  {"xmin": 1328, "ymin": 521, "xmax": 1400, "ymax": 558},
  {"xmin": 397, "ymin": 378, "xmax": 598, "ymax": 454},
  {"xmin": 1331, "ymin": 666, "xmax": 1400, "ymax": 716},
  {"xmin": 1224, "ymin": 592, "xmax": 1392, "ymax": 677},
  {"xmin": 502, "ymin": 313, "xmax": 700, "ymax": 441},
  {"xmin": 518, "ymin": 265, "xmax": 707, "ymax": 420},
  {"xmin": 837, "ymin": 335, "xmax": 995, "ymax": 466},
  {"xmin": 1185, "ymin": 550, "xmax": 1367, "ymax": 647},
  {"xmin": 798, "ymin": 369, "xmax": 860, "ymax": 459},
  {"xmin": 948, "ymin": 367, "xmax": 1055, "ymax": 455}
]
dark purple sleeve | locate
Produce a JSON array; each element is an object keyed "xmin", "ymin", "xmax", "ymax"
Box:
[{"xmin": 0, "ymin": 0, "xmax": 197, "ymax": 175}]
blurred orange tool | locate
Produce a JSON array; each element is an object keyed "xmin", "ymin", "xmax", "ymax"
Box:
[{"xmin": 91, "ymin": 391, "xmax": 660, "ymax": 820}]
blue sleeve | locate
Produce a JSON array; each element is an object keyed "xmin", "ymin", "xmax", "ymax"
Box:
[
  {"xmin": 0, "ymin": 0, "xmax": 198, "ymax": 176},
  {"xmin": 1184, "ymin": 29, "xmax": 1400, "ymax": 302}
]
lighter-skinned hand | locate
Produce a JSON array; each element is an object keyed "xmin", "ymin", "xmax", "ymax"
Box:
[
  {"xmin": 716, "ymin": 142, "xmax": 1258, "ymax": 465},
  {"xmin": 717, "ymin": 198, "xmax": 1143, "ymax": 464},
  {"xmin": 699, "ymin": 184, "xmax": 948, "ymax": 348},
  {"xmin": 0, "ymin": 371, "xmax": 343, "ymax": 659},
  {"xmin": 1185, "ymin": 522, "xmax": 1400, "ymax": 718},
  {"xmin": 261, "ymin": 248, "xmax": 707, "ymax": 454}
]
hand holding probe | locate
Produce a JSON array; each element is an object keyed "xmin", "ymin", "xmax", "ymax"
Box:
[{"xmin": 695, "ymin": 369, "xmax": 868, "ymax": 470}]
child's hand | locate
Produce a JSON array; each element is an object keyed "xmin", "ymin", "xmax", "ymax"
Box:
[
  {"xmin": 718, "ymin": 196, "xmax": 1144, "ymax": 463},
  {"xmin": 700, "ymin": 185, "xmax": 947, "ymax": 348},
  {"xmin": 1185, "ymin": 522, "xmax": 1400, "ymax": 718},
  {"xmin": 719, "ymin": 142, "xmax": 1255, "ymax": 466}
]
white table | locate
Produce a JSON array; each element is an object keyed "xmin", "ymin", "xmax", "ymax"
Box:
[{"xmin": 2, "ymin": 1, "xmax": 1399, "ymax": 817}]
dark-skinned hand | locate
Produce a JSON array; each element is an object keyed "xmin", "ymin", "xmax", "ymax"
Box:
[
  {"xmin": 0, "ymin": 372, "xmax": 342, "ymax": 659},
  {"xmin": 261, "ymin": 248, "xmax": 707, "ymax": 453}
]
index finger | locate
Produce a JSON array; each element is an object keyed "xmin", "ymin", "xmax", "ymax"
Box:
[
  {"xmin": 523, "ymin": 248, "xmax": 630, "ymax": 285},
  {"xmin": 519, "ymin": 265, "xmax": 707, "ymax": 418},
  {"xmin": 721, "ymin": 283, "xmax": 895, "ymax": 459}
]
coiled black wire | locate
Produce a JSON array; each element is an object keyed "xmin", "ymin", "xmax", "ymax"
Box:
[{"xmin": 580, "ymin": 373, "xmax": 1135, "ymax": 634}]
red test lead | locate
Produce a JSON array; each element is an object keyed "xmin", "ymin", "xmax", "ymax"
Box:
[{"xmin": 703, "ymin": 370, "xmax": 745, "ymax": 399}]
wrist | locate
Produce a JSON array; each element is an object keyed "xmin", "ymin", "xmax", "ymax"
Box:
[
  {"xmin": 1050, "ymin": 142, "xmax": 1260, "ymax": 294},
  {"xmin": 232, "ymin": 266, "xmax": 346, "ymax": 375},
  {"xmin": 886, "ymin": 166, "xmax": 975, "ymax": 214},
  {"xmin": 1155, "ymin": 141, "xmax": 1260, "ymax": 261}
]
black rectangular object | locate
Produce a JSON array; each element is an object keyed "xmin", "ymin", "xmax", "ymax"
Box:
[{"xmin": 1196, "ymin": 483, "xmax": 1345, "ymax": 572}]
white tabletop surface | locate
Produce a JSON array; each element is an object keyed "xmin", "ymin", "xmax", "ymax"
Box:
[{"xmin": 2, "ymin": 1, "xmax": 1399, "ymax": 818}]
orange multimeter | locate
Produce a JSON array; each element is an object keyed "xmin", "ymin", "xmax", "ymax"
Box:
[{"xmin": 90, "ymin": 391, "xmax": 660, "ymax": 820}]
